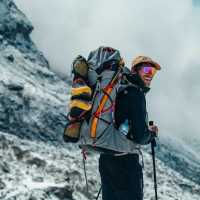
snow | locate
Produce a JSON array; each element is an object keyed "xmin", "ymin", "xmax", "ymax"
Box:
[
  {"xmin": 0, "ymin": 131, "xmax": 200, "ymax": 200},
  {"xmin": 0, "ymin": 42, "xmax": 70, "ymax": 142}
]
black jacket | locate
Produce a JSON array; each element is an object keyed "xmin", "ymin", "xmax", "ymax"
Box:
[{"xmin": 114, "ymin": 74, "xmax": 155, "ymax": 145}]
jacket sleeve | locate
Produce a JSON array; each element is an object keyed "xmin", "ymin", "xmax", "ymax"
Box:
[
  {"xmin": 115, "ymin": 87, "xmax": 154, "ymax": 145},
  {"xmin": 127, "ymin": 88, "xmax": 154, "ymax": 145}
]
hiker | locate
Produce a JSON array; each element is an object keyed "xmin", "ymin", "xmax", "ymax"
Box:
[
  {"xmin": 63, "ymin": 47, "xmax": 161, "ymax": 199},
  {"xmin": 98, "ymin": 55, "xmax": 161, "ymax": 200}
]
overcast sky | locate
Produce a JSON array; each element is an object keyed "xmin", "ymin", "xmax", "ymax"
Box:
[{"xmin": 15, "ymin": 0, "xmax": 200, "ymax": 143}]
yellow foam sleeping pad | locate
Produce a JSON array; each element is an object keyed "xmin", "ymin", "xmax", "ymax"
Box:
[
  {"xmin": 70, "ymin": 99, "xmax": 92, "ymax": 111},
  {"xmin": 71, "ymin": 86, "xmax": 92, "ymax": 96},
  {"xmin": 64, "ymin": 121, "xmax": 82, "ymax": 139}
]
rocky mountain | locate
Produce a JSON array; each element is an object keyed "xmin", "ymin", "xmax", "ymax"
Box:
[
  {"xmin": 0, "ymin": 0, "xmax": 200, "ymax": 199},
  {"xmin": 0, "ymin": 0, "xmax": 70, "ymax": 143}
]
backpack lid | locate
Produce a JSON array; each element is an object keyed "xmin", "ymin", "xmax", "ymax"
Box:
[
  {"xmin": 87, "ymin": 46, "xmax": 122, "ymax": 72},
  {"xmin": 87, "ymin": 46, "xmax": 123, "ymax": 86}
]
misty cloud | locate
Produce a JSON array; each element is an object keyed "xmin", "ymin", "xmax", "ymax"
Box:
[{"xmin": 14, "ymin": 0, "xmax": 200, "ymax": 142}]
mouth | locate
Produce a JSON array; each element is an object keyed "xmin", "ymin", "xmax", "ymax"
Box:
[{"xmin": 144, "ymin": 77, "xmax": 152, "ymax": 82}]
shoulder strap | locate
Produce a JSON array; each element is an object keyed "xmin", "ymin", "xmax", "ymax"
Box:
[{"xmin": 90, "ymin": 69, "xmax": 122, "ymax": 138}]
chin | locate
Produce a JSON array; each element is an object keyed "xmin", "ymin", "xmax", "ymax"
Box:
[{"xmin": 145, "ymin": 82, "xmax": 151, "ymax": 87}]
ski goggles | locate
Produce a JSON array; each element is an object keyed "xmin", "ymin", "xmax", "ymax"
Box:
[{"xmin": 141, "ymin": 64, "xmax": 157, "ymax": 76}]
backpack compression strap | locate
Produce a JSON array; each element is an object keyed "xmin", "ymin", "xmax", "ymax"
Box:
[{"xmin": 90, "ymin": 69, "xmax": 122, "ymax": 139}]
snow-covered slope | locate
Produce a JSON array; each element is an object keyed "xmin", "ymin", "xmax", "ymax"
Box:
[
  {"xmin": 156, "ymin": 135, "xmax": 200, "ymax": 185},
  {"xmin": 0, "ymin": 0, "xmax": 199, "ymax": 199},
  {"xmin": 0, "ymin": 131, "xmax": 99, "ymax": 200},
  {"xmin": 0, "ymin": 131, "xmax": 200, "ymax": 200},
  {"xmin": 0, "ymin": 43, "xmax": 69, "ymax": 142}
]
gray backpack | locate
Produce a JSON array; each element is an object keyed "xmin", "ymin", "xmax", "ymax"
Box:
[{"xmin": 79, "ymin": 46, "xmax": 140, "ymax": 154}]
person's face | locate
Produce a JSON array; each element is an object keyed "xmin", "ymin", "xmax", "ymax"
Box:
[{"xmin": 137, "ymin": 63, "xmax": 157, "ymax": 87}]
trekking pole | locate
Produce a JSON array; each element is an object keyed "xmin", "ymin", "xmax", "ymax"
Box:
[
  {"xmin": 149, "ymin": 121, "xmax": 158, "ymax": 200},
  {"xmin": 95, "ymin": 185, "xmax": 102, "ymax": 200},
  {"xmin": 151, "ymin": 138, "xmax": 158, "ymax": 200}
]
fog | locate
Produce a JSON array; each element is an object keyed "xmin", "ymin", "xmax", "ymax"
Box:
[{"xmin": 15, "ymin": 0, "xmax": 200, "ymax": 142}]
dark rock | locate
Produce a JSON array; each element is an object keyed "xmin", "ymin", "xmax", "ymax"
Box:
[
  {"xmin": 7, "ymin": 83, "xmax": 24, "ymax": 91},
  {"xmin": 46, "ymin": 186, "xmax": 73, "ymax": 200},
  {"xmin": 28, "ymin": 196, "xmax": 37, "ymax": 200},
  {"xmin": 12, "ymin": 146, "xmax": 25, "ymax": 160},
  {"xmin": 26, "ymin": 157, "xmax": 46, "ymax": 168},
  {"xmin": 0, "ymin": 34, "xmax": 3, "ymax": 42},
  {"xmin": 0, "ymin": 135, "xmax": 9, "ymax": 150},
  {"xmin": 32, "ymin": 176, "xmax": 44, "ymax": 183},
  {"xmin": 178, "ymin": 183, "xmax": 193, "ymax": 193},
  {"xmin": 6, "ymin": 54, "xmax": 14, "ymax": 62},
  {"xmin": 46, "ymin": 165, "xmax": 63, "ymax": 174},
  {"xmin": 0, "ymin": 179, "xmax": 6, "ymax": 190},
  {"xmin": 0, "ymin": 161, "xmax": 10, "ymax": 173},
  {"xmin": 146, "ymin": 171, "xmax": 153, "ymax": 179}
]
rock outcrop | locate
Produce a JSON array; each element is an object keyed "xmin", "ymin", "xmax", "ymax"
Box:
[
  {"xmin": 0, "ymin": 0, "xmax": 70, "ymax": 143},
  {"xmin": 0, "ymin": 0, "xmax": 48, "ymax": 67}
]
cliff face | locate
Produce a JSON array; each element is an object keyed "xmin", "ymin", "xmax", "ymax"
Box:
[
  {"xmin": 0, "ymin": 0, "xmax": 70, "ymax": 142},
  {"xmin": 0, "ymin": 48, "xmax": 69, "ymax": 142}
]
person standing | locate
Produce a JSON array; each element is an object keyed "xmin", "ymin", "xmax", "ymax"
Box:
[{"xmin": 99, "ymin": 56, "xmax": 161, "ymax": 200}]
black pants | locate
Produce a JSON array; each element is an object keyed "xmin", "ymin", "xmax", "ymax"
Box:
[{"xmin": 99, "ymin": 154, "xmax": 143, "ymax": 200}]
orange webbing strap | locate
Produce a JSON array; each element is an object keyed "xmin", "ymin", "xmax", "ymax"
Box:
[{"xmin": 90, "ymin": 70, "xmax": 121, "ymax": 138}]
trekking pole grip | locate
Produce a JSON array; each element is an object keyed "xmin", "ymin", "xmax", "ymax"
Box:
[{"xmin": 149, "ymin": 121, "xmax": 157, "ymax": 147}]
